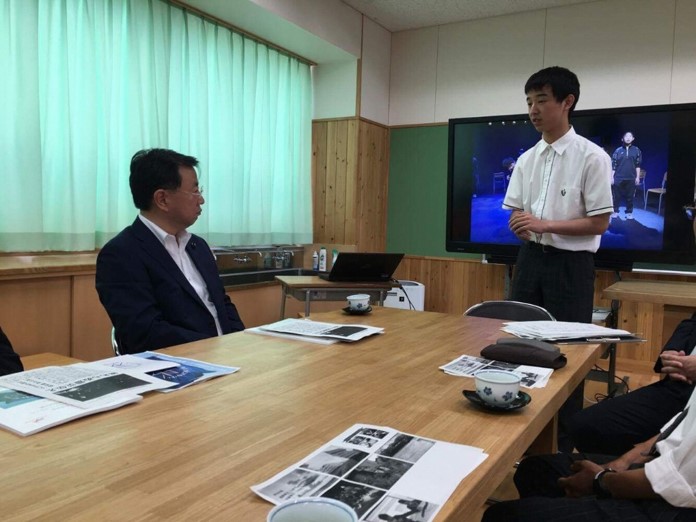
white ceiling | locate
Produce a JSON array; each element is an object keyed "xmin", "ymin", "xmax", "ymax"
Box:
[{"xmin": 340, "ymin": 0, "xmax": 600, "ymax": 31}]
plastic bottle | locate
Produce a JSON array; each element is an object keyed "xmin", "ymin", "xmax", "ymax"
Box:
[
  {"xmin": 312, "ymin": 251, "xmax": 319, "ymax": 271},
  {"xmin": 318, "ymin": 247, "xmax": 327, "ymax": 272}
]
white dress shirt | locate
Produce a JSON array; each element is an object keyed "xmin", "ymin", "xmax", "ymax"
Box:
[
  {"xmin": 138, "ymin": 214, "xmax": 222, "ymax": 335},
  {"xmin": 503, "ymin": 127, "xmax": 613, "ymax": 252},
  {"xmin": 644, "ymin": 387, "xmax": 696, "ymax": 508}
]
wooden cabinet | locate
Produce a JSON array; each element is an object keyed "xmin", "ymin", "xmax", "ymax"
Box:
[{"xmin": 0, "ymin": 277, "xmax": 72, "ymax": 357}]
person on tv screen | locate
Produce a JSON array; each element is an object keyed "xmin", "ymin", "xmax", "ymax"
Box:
[
  {"xmin": 502, "ymin": 157, "xmax": 516, "ymax": 187},
  {"xmin": 611, "ymin": 131, "xmax": 642, "ymax": 220},
  {"xmin": 502, "ymin": 66, "xmax": 613, "ymax": 451}
]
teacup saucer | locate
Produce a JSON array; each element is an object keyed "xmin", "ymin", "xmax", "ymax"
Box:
[
  {"xmin": 462, "ymin": 390, "xmax": 531, "ymax": 412},
  {"xmin": 342, "ymin": 305, "xmax": 372, "ymax": 315}
]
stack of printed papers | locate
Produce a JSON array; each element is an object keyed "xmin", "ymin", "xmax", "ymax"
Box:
[
  {"xmin": 251, "ymin": 318, "xmax": 384, "ymax": 343},
  {"xmin": 440, "ymin": 354, "xmax": 553, "ymax": 389},
  {"xmin": 252, "ymin": 423, "xmax": 487, "ymax": 522},
  {"xmin": 0, "ymin": 364, "xmax": 171, "ymax": 436},
  {"xmin": 502, "ymin": 321, "xmax": 633, "ymax": 341},
  {"xmin": 0, "ymin": 354, "xmax": 240, "ymax": 436}
]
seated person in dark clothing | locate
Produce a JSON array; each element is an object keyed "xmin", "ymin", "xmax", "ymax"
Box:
[
  {"xmin": 0, "ymin": 326, "xmax": 24, "ymax": 376},
  {"xmin": 483, "ymin": 385, "xmax": 696, "ymax": 521},
  {"xmin": 567, "ymin": 314, "xmax": 696, "ymax": 455},
  {"xmin": 96, "ymin": 149, "xmax": 244, "ymax": 354}
]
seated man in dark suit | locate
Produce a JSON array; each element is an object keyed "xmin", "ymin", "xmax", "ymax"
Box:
[
  {"xmin": 0, "ymin": 326, "xmax": 23, "ymax": 376},
  {"xmin": 96, "ymin": 148, "xmax": 244, "ymax": 354},
  {"xmin": 567, "ymin": 314, "xmax": 696, "ymax": 455}
]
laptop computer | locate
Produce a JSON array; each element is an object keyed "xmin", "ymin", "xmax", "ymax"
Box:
[{"xmin": 318, "ymin": 252, "xmax": 404, "ymax": 282}]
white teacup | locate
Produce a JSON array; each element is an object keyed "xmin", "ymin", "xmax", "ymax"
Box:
[
  {"xmin": 347, "ymin": 293, "xmax": 370, "ymax": 311},
  {"xmin": 474, "ymin": 369, "xmax": 521, "ymax": 406},
  {"xmin": 267, "ymin": 498, "xmax": 358, "ymax": 522}
]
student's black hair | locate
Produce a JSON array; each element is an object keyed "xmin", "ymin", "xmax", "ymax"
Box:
[
  {"xmin": 524, "ymin": 66, "xmax": 580, "ymax": 116},
  {"xmin": 129, "ymin": 148, "xmax": 199, "ymax": 210}
]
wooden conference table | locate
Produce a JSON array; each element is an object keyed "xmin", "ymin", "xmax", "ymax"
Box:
[{"xmin": 2, "ymin": 308, "xmax": 602, "ymax": 521}]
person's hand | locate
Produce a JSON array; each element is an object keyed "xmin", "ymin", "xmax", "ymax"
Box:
[
  {"xmin": 635, "ymin": 177, "xmax": 641, "ymax": 185},
  {"xmin": 509, "ymin": 211, "xmax": 545, "ymax": 238},
  {"xmin": 557, "ymin": 460, "xmax": 603, "ymax": 498},
  {"xmin": 660, "ymin": 351, "xmax": 696, "ymax": 384}
]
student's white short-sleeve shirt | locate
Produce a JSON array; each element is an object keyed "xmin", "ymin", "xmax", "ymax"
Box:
[{"xmin": 503, "ymin": 127, "xmax": 613, "ymax": 252}]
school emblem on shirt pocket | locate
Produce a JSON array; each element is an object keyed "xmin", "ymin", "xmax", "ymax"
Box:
[{"xmin": 561, "ymin": 189, "xmax": 566, "ymax": 196}]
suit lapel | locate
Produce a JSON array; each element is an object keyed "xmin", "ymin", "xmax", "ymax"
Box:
[{"xmin": 131, "ymin": 218, "xmax": 207, "ymax": 307}]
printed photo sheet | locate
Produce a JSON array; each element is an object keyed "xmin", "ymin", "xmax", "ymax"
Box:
[
  {"xmin": 439, "ymin": 354, "xmax": 553, "ymax": 389},
  {"xmin": 0, "ymin": 364, "xmax": 173, "ymax": 408},
  {"xmin": 0, "ymin": 387, "xmax": 142, "ymax": 437},
  {"xmin": 132, "ymin": 352, "xmax": 240, "ymax": 392},
  {"xmin": 252, "ymin": 423, "xmax": 488, "ymax": 522}
]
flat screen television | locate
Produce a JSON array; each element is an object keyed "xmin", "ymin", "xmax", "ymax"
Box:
[{"xmin": 446, "ymin": 103, "xmax": 696, "ymax": 270}]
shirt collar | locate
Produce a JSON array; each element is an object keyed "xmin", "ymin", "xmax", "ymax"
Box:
[
  {"xmin": 138, "ymin": 214, "xmax": 191, "ymax": 248},
  {"xmin": 541, "ymin": 125, "xmax": 577, "ymax": 154}
]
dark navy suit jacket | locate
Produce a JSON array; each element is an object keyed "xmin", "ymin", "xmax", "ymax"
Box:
[
  {"xmin": 96, "ymin": 218, "xmax": 244, "ymax": 354},
  {"xmin": 0, "ymin": 326, "xmax": 23, "ymax": 376}
]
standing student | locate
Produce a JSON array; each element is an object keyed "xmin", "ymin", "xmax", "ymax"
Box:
[
  {"xmin": 96, "ymin": 148, "xmax": 245, "ymax": 354},
  {"xmin": 502, "ymin": 66, "xmax": 613, "ymax": 451},
  {"xmin": 611, "ymin": 131, "xmax": 642, "ymax": 220}
]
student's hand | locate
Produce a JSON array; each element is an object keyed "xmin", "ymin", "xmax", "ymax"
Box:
[
  {"xmin": 660, "ymin": 351, "xmax": 696, "ymax": 383},
  {"xmin": 558, "ymin": 460, "xmax": 603, "ymax": 498},
  {"xmin": 635, "ymin": 177, "xmax": 641, "ymax": 185},
  {"xmin": 509, "ymin": 211, "xmax": 546, "ymax": 236}
]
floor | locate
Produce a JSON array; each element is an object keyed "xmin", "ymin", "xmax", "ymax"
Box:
[{"xmin": 474, "ymin": 358, "xmax": 660, "ymax": 520}]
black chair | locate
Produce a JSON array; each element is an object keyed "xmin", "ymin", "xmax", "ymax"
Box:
[{"xmin": 464, "ymin": 300, "xmax": 555, "ymax": 321}]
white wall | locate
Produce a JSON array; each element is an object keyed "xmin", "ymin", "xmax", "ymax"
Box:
[
  {"xmin": 359, "ymin": 17, "xmax": 391, "ymax": 124},
  {"xmin": 390, "ymin": 0, "xmax": 696, "ymax": 125}
]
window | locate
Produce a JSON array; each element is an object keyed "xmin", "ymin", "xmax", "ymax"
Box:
[{"xmin": 0, "ymin": 0, "xmax": 312, "ymax": 251}]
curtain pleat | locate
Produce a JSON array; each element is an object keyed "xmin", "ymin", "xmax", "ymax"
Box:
[{"xmin": 0, "ymin": 0, "xmax": 312, "ymax": 251}]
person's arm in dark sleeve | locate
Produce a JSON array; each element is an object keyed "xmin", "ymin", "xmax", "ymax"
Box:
[{"xmin": 0, "ymin": 327, "xmax": 24, "ymax": 376}]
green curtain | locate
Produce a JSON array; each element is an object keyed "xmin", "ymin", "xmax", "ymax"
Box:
[{"xmin": 0, "ymin": 0, "xmax": 313, "ymax": 251}]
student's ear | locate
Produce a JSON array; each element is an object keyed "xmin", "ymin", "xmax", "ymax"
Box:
[{"xmin": 563, "ymin": 94, "xmax": 576, "ymax": 111}]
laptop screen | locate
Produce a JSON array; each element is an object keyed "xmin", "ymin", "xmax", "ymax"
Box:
[{"xmin": 321, "ymin": 253, "xmax": 404, "ymax": 282}]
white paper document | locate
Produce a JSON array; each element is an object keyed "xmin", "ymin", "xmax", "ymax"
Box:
[
  {"xmin": 502, "ymin": 321, "xmax": 632, "ymax": 341},
  {"xmin": 440, "ymin": 354, "xmax": 553, "ymax": 389},
  {"xmin": 245, "ymin": 327, "xmax": 337, "ymax": 345},
  {"xmin": 258, "ymin": 318, "xmax": 384, "ymax": 342},
  {"xmin": 252, "ymin": 423, "xmax": 488, "ymax": 522},
  {"xmin": 131, "ymin": 352, "xmax": 240, "ymax": 391},
  {"xmin": 0, "ymin": 387, "xmax": 142, "ymax": 437},
  {"xmin": 87, "ymin": 354, "xmax": 180, "ymax": 373},
  {"xmin": 0, "ymin": 364, "xmax": 172, "ymax": 408}
]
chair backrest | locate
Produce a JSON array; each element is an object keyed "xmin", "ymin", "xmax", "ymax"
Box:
[{"xmin": 464, "ymin": 300, "xmax": 555, "ymax": 321}]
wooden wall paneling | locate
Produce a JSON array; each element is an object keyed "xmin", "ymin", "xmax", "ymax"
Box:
[
  {"xmin": 357, "ymin": 120, "xmax": 389, "ymax": 252},
  {"xmin": 71, "ymin": 274, "xmax": 113, "ymax": 361},
  {"xmin": 393, "ymin": 256, "xmax": 507, "ymax": 315},
  {"xmin": 312, "ymin": 122, "xmax": 328, "ymax": 242},
  {"xmin": 0, "ymin": 277, "xmax": 71, "ymax": 357},
  {"xmin": 324, "ymin": 122, "xmax": 338, "ymax": 243},
  {"xmin": 227, "ymin": 285, "xmax": 284, "ymax": 328},
  {"xmin": 344, "ymin": 119, "xmax": 359, "ymax": 245},
  {"xmin": 333, "ymin": 120, "xmax": 349, "ymax": 244}
]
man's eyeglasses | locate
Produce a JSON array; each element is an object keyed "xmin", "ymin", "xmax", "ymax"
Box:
[
  {"xmin": 684, "ymin": 204, "xmax": 696, "ymax": 220},
  {"xmin": 177, "ymin": 186, "xmax": 204, "ymax": 198}
]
